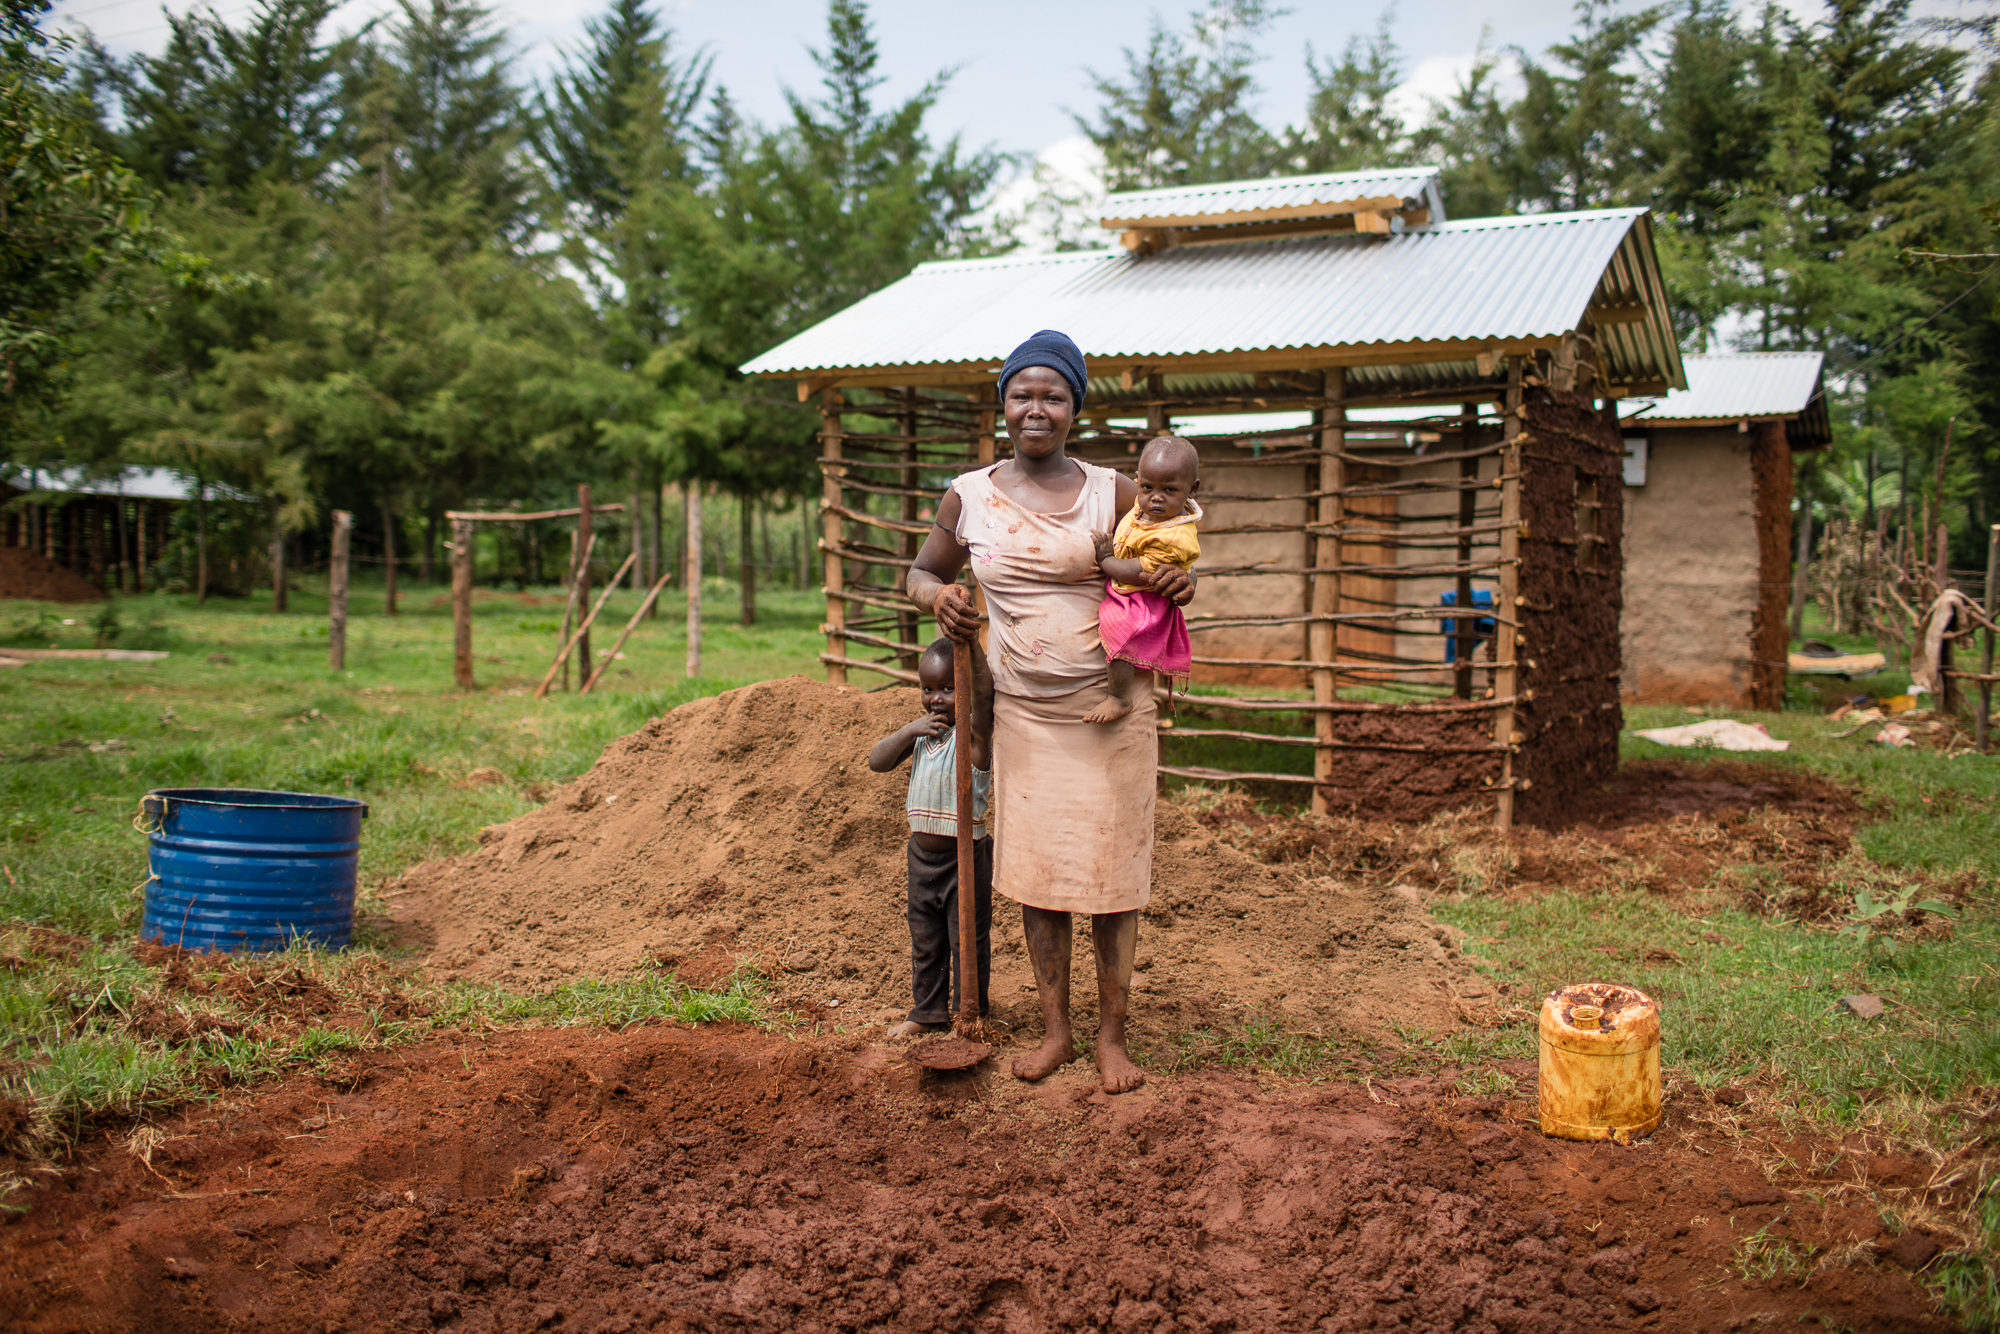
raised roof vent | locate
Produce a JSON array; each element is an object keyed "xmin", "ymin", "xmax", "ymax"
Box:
[{"xmin": 1100, "ymin": 167, "xmax": 1447, "ymax": 254}]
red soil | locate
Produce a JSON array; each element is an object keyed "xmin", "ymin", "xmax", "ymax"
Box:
[
  {"xmin": 0, "ymin": 1023, "xmax": 1953, "ymax": 1333},
  {"xmin": 0, "ymin": 546, "xmax": 103, "ymax": 602}
]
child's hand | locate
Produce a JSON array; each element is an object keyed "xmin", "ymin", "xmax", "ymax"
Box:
[
  {"xmin": 1090, "ymin": 530, "xmax": 1115, "ymax": 564},
  {"xmin": 909, "ymin": 713, "xmax": 949, "ymax": 740}
]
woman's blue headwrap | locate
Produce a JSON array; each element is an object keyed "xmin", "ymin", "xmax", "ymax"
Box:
[{"xmin": 998, "ymin": 330, "xmax": 1088, "ymax": 407}]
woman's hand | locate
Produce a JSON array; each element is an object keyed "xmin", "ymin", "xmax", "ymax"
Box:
[
  {"xmin": 1151, "ymin": 565, "xmax": 1197, "ymax": 606},
  {"xmin": 932, "ymin": 583, "xmax": 980, "ymax": 641}
]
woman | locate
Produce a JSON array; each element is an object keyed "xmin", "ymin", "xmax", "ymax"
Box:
[{"xmin": 906, "ymin": 330, "xmax": 1195, "ymax": 1095}]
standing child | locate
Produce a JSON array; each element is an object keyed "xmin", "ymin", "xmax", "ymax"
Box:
[
  {"xmin": 867, "ymin": 637, "xmax": 995, "ymax": 1038},
  {"xmin": 1085, "ymin": 434, "xmax": 1202, "ymax": 724}
]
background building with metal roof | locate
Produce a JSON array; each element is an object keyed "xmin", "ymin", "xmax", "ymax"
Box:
[{"xmin": 1617, "ymin": 352, "xmax": 1831, "ymax": 709}]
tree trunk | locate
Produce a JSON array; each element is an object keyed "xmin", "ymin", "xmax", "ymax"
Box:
[
  {"xmin": 420, "ymin": 508, "xmax": 436, "ymax": 584},
  {"xmin": 1788, "ymin": 484, "xmax": 1812, "ymax": 641},
  {"xmin": 382, "ymin": 495, "xmax": 398, "ymax": 615},
  {"xmin": 740, "ymin": 494, "xmax": 756, "ymax": 626}
]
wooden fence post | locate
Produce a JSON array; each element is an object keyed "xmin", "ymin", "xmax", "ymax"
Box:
[
  {"xmin": 451, "ymin": 518, "xmax": 474, "ymax": 689},
  {"xmin": 1492, "ymin": 359, "xmax": 1525, "ymax": 832},
  {"xmin": 270, "ymin": 502, "xmax": 287, "ymax": 612},
  {"xmin": 1309, "ymin": 367, "xmax": 1345, "ymax": 816},
  {"xmin": 686, "ymin": 483, "xmax": 703, "ymax": 677},
  {"xmin": 1979, "ymin": 524, "xmax": 1997, "ymax": 755},
  {"xmin": 382, "ymin": 496, "xmax": 398, "ymax": 616},
  {"xmin": 329, "ymin": 510, "xmax": 351, "ymax": 671},
  {"xmin": 820, "ymin": 389, "xmax": 845, "ymax": 684},
  {"xmin": 576, "ymin": 484, "xmax": 593, "ymax": 685}
]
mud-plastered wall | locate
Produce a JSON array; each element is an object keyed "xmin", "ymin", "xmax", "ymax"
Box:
[
  {"xmin": 1748, "ymin": 422, "xmax": 1793, "ymax": 711},
  {"xmin": 1190, "ymin": 460, "xmax": 1311, "ymax": 685},
  {"xmin": 1514, "ymin": 386, "xmax": 1624, "ymax": 826},
  {"xmin": 1620, "ymin": 426, "xmax": 1759, "ymax": 706}
]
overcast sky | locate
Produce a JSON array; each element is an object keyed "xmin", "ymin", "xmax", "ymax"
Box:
[
  {"xmin": 49, "ymin": 0, "xmax": 1595, "ymax": 153},
  {"xmin": 46, "ymin": 0, "xmax": 1987, "ymax": 176}
]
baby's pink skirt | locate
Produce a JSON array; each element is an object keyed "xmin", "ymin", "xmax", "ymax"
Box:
[{"xmin": 1100, "ymin": 583, "xmax": 1191, "ymax": 688}]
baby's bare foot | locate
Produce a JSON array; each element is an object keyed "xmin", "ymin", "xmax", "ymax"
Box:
[
  {"xmin": 1096, "ymin": 1040, "xmax": 1146, "ymax": 1095},
  {"xmin": 886, "ymin": 1020, "xmax": 946, "ymax": 1039},
  {"xmin": 1081, "ymin": 697, "xmax": 1132, "ymax": 725},
  {"xmin": 1011, "ymin": 1035, "xmax": 1076, "ymax": 1082}
]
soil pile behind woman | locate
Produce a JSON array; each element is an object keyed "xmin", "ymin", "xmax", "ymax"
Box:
[{"xmin": 391, "ymin": 676, "xmax": 1473, "ymax": 1038}]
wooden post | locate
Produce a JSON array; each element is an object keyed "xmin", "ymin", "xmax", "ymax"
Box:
[
  {"xmin": 581, "ymin": 571, "xmax": 672, "ymax": 695},
  {"xmin": 451, "ymin": 518, "xmax": 474, "ymax": 689},
  {"xmin": 630, "ymin": 466, "xmax": 644, "ymax": 592},
  {"xmin": 1788, "ymin": 481, "xmax": 1811, "ymax": 641},
  {"xmin": 575, "ymin": 484, "xmax": 593, "ymax": 685},
  {"xmin": 1309, "ymin": 367, "xmax": 1346, "ymax": 816},
  {"xmin": 1454, "ymin": 401, "xmax": 1478, "ymax": 699},
  {"xmin": 270, "ymin": 502, "xmax": 287, "ymax": 611},
  {"xmin": 650, "ymin": 478, "xmax": 665, "ymax": 617},
  {"xmin": 686, "ymin": 483, "xmax": 703, "ymax": 677},
  {"xmin": 114, "ymin": 496, "xmax": 129, "ymax": 592},
  {"xmin": 739, "ymin": 493, "xmax": 757, "ymax": 627},
  {"xmin": 382, "ymin": 496, "xmax": 398, "ymax": 616},
  {"xmin": 1492, "ymin": 358, "xmax": 1525, "ymax": 832},
  {"xmin": 821, "ymin": 389, "xmax": 846, "ymax": 684},
  {"xmin": 135, "ymin": 503, "xmax": 147, "ymax": 593},
  {"xmin": 1978, "ymin": 524, "xmax": 1997, "ymax": 754},
  {"xmin": 897, "ymin": 388, "xmax": 920, "ymax": 670},
  {"xmin": 329, "ymin": 510, "xmax": 351, "ymax": 671}
]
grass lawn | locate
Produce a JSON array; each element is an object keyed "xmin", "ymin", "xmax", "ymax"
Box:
[{"xmin": 0, "ymin": 579, "xmax": 1996, "ymax": 1323}]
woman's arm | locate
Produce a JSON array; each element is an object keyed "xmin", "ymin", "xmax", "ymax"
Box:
[
  {"xmin": 907, "ymin": 488, "xmax": 980, "ymax": 641},
  {"xmin": 967, "ymin": 649, "xmax": 994, "ymax": 769}
]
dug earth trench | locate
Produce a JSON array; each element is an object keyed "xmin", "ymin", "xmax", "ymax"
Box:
[{"xmin": 1, "ymin": 1023, "xmax": 1952, "ymax": 1333}]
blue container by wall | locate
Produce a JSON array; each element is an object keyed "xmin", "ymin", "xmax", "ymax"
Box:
[{"xmin": 141, "ymin": 788, "xmax": 368, "ymax": 952}]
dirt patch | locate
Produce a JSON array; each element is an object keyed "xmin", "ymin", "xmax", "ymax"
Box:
[
  {"xmin": 0, "ymin": 1022, "xmax": 1957, "ymax": 1333},
  {"xmin": 0, "ymin": 545, "xmax": 104, "ymax": 602},
  {"xmin": 390, "ymin": 676, "xmax": 1480, "ymax": 1040},
  {"xmin": 1192, "ymin": 759, "xmax": 1966, "ymax": 923}
]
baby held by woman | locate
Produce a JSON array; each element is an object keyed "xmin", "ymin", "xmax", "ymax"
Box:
[{"xmin": 1085, "ymin": 434, "xmax": 1202, "ymax": 724}]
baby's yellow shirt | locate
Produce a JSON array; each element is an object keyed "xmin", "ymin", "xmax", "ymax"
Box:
[{"xmin": 1108, "ymin": 499, "xmax": 1202, "ymax": 594}]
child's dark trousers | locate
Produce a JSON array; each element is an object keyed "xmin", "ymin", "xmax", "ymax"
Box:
[{"xmin": 906, "ymin": 834, "xmax": 993, "ymax": 1024}]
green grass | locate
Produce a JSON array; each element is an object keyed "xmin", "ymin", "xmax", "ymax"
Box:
[{"xmin": 0, "ymin": 576, "xmax": 826, "ymax": 1173}]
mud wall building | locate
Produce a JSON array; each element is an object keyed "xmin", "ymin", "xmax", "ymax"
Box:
[
  {"xmin": 1616, "ymin": 353, "xmax": 1828, "ymax": 708},
  {"xmin": 743, "ymin": 167, "xmax": 1687, "ymax": 827}
]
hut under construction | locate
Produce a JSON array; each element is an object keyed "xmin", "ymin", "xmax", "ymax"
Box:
[{"xmin": 743, "ymin": 168, "xmax": 1687, "ymax": 828}]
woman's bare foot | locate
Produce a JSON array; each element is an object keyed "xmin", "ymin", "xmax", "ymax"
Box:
[
  {"xmin": 1096, "ymin": 1040, "xmax": 1146, "ymax": 1094},
  {"xmin": 886, "ymin": 1019, "xmax": 946, "ymax": 1039},
  {"xmin": 1080, "ymin": 695, "xmax": 1132, "ymax": 724},
  {"xmin": 1011, "ymin": 1034, "xmax": 1076, "ymax": 1081}
]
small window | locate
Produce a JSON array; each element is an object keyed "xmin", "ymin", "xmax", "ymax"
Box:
[{"xmin": 1622, "ymin": 436, "xmax": 1648, "ymax": 485}]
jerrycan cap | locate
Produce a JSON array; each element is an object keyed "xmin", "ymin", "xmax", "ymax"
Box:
[{"xmin": 1541, "ymin": 982, "xmax": 1659, "ymax": 1054}]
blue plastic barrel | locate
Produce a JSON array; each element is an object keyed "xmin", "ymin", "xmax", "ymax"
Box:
[{"xmin": 140, "ymin": 788, "xmax": 368, "ymax": 952}]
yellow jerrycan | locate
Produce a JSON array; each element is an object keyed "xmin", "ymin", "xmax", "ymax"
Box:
[{"xmin": 1538, "ymin": 982, "xmax": 1662, "ymax": 1143}]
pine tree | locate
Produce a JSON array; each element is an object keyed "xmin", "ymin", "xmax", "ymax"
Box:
[
  {"xmin": 1075, "ymin": 0, "xmax": 1279, "ymax": 190},
  {"xmin": 1282, "ymin": 19, "xmax": 1407, "ymax": 174}
]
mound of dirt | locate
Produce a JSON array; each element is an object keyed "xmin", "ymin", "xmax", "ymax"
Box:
[
  {"xmin": 0, "ymin": 1023, "xmax": 1954, "ymax": 1334},
  {"xmin": 0, "ymin": 545, "xmax": 103, "ymax": 602},
  {"xmin": 392, "ymin": 676, "xmax": 1480, "ymax": 1038}
]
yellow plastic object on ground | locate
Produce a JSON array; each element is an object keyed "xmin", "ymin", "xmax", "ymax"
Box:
[{"xmin": 1538, "ymin": 982, "xmax": 1662, "ymax": 1144}]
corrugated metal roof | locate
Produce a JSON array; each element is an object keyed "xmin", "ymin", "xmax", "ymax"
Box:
[
  {"xmin": 3, "ymin": 465, "xmax": 200, "ymax": 501},
  {"xmin": 1623, "ymin": 351, "xmax": 1824, "ymax": 420},
  {"xmin": 1100, "ymin": 166, "xmax": 1446, "ymax": 227},
  {"xmin": 742, "ymin": 207, "xmax": 1684, "ymax": 392}
]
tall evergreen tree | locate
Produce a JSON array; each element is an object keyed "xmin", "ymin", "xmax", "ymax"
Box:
[
  {"xmin": 1076, "ymin": 0, "xmax": 1279, "ymax": 190},
  {"xmin": 1282, "ymin": 18, "xmax": 1407, "ymax": 174}
]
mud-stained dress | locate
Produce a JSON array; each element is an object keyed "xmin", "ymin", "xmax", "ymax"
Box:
[{"xmin": 950, "ymin": 461, "xmax": 1156, "ymax": 916}]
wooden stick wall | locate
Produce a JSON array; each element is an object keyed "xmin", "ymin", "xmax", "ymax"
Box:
[{"xmin": 816, "ymin": 364, "xmax": 1547, "ymax": 828}]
